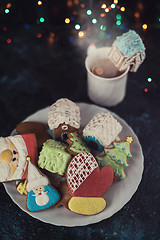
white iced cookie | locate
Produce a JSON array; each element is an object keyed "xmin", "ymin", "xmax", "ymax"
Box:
[
  {"xmin": 108, "ymin": 30, "xmax": 146, "ymax": 72},
  {"xmin": 48, "ymin": 98, "xmax": 81, "ymax": 141},
  {"xmin": 83, "ymin": 112, "xmax": 122, "ymax": 152}
]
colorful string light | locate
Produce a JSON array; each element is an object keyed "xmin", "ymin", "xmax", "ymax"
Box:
[
  {"xmin": 6, "ymin": 3, "xmax": 12, "ymax": 8},
  {"xmin": 75, "ymin": 24, "xmax": 81, "ymax": 30},
  {"xmin": 86, "ymin": 10, "xmax": 92, "ymax": 15},
  {"xmin": 65, "ymin": 18, "xmax": 70, "ymax": 24},
  {"xmin": 78, "ymin": 31, "xmax": 85, "ymax": 38},
  {"xmin": 6, "ymin": 38, "xmax": 12, "ymax": 44},
  {"xmin": 144, "ymin": 88, "xmax": 149, "ymax": 93},
  {"xmin": 92, "ymin": 18, "xmax": 97, "ymax": 24},
  {"xmin": 147, "ymin": 78, "xmax": 152, "ymax": 82},
  {"xmin": 101, "ymin": 4, "xmax": 107, "ymax": 9},
  {"xmin": 40, "ymin": 17, "xmax": 45, "ymax": 23},
  {"xmin": 37, "ymin": 33, "xmax": 42, "ymax": 38},
  {"xmin": 120, "ymin": 7, "xmax": 125, "ymax": 12},
  {"xmin": 5, "ymin": 9, "xmax": 10, "ymax": 14},
  {"xmin": 38, "ymin": 1, "xmax": 42, "ymax": 5},
  {"xmin": 24, "ymin": 24, "xmax": 30, "ymax": 29},
  {"xmin": 142, "ymin": 24, "xmax": 148, "ymax": 30},
  {"xmin": 100, "ymin": 25, "xmax": 106, "ymax": 31},
  {"xmin": 80, "ymin": 3, "xmax": 85, "ymax": 8}
]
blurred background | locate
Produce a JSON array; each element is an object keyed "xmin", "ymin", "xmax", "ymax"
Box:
[
  {"xmin": 0, "ymin": 1, "xmax": 160, "ymax": 239},
  {"xmin": 0, "ymin": 0, "xmax": 160, "ymax": 136}
]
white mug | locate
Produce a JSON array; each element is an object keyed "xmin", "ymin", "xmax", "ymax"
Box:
[{"xmin": 85, "ymin": 46, "xmax": 130, "ymax": 107}]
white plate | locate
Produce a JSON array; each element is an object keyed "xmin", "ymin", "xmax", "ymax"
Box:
[{"xmin": 3, "ymin": 103, "xmax": 144, "ymax": 227}]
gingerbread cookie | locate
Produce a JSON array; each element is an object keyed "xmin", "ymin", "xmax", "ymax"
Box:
[
  {"xmin": 108, "ymin": 30, "xmax": 146, "ymax": 72},
  {"xmin": 55, "ymin": 181, "xmax": 72, "ymax": 209},
  {"xmin": 38, "ymin": 139, "xmax": 72, "ymax": 175},
  {"xmin": 0, "ymin": 134, "xmax": 38, "ymax": 182},
  {"xmin": 26, "ymin": 158, "xmax": 60, "ymax": 212},
  {"xmin": 48, "ymin": 98, "xmax": 80, "ymax": 141},
  {"xmin": 66, "ymin": 132, "xmax": 91, "ymax": 155},
  {"xmin": 67, "ymin": 152, "xmax": 113, "ymax": 215},
  {"xmin": 16, "ymin": 121, "xmax": 51, "ymax": 149},
  {"xmin": 83, "ymin": 112, "xmax": 122, "ymax": 152},
  {"xmin": 97, "ymin": 137, "xmax": 133, "ymax": 180}
]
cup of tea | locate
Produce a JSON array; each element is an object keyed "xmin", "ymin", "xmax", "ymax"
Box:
[{"xmin": 85, "ymin": 46, "xmax": 130, "ymax": 107}]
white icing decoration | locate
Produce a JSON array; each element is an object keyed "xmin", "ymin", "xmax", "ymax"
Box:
[
  {"xmin": 48, "ymin": 98, "xmax": 80, "ymax": 130},
  {"xmin": 26, "ymin": 161, "xmax": 49, "ymax": 192},
  {"xmin": 9, "ymin": 135, "xmax": 28, "ymax": 180},
  {"xmin": 0, "ymin": 163, "xmax": 10, "ymax": 181},
  {"xmin": 33, "ymin": 191, "xmax": 49, "ymax": 206},
  {"xmin": 67, "ymin": 152, "xmax": 98, "ymax": 193},
  {"xmin": 62, "ymin": 125, "xmax": 68, "ymax": 130},
  {"xmin": 0, "ymin": 135, "xmax": 27, "ymax": 181},
  {"xmin": 83, "ymin": 112, "xmax": 122, "ymax": 147}
]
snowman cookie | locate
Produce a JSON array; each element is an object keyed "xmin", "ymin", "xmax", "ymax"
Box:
[{"xmin": 26, "ymin": 158, "xmax": 60, "ymax": 212}]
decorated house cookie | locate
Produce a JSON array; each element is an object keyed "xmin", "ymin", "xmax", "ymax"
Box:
[
  {"xmin": 26, "ymin": 158, "xmax": 60, "ymax": 212},
  {"xmin": 66, "ymin": 132, "xmax": 91, "ymax": 155},
  {"xmin": 67, "ymin": 152, "xmax": 113, "ymax": 215},
  {"xmin": 48, "ymin": 98, "xmax": 80, "ymax": 141},
  {"xmin": 16, "ymin": 121, "xmax": 51, "ymax": 149},
  {"xmin": 0, "ymin": 134, "xmax": 38, "ymax": 182},
  {"xmin": 108, "ymin": 30, "xmax": 146, "ymax": 72},
  {"xmin": 83, "ymin": 112, "xmax": 122, "ymax": 152},
  {"xmin": 97, "ymin": 137, "xmax": 133, "ymax": 180},
  {"xmin": 38, "ymin": 139, "xmax": 72, "ymax": 175}
]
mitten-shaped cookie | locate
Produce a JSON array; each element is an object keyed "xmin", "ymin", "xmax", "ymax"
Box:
[{"xmin": 67, "ymin": 152, "xmax": 113, "ymax": 215}]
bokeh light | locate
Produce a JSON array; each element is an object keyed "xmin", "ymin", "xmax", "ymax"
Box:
[
  {"xmin": 65, "ymin": 18, "xmax": 70, "ymax": 24},
  {"xmin": 142, "ymin": 24, "xmax": 148, "ymax": 30},
  {"xmin": 38, "ymin": 1, "xmax": 42, "ymax": 5},
  {"xmin": 87, "ymin": 10, "xmax": 92, "ymax": 15},
  {"xmin": 92, "ymin": 18, "xmax": 97, "ymax": 24},
  {"xmin": 5, "ymin": 9, "xmax": 10, "ymax": 14},
  {"xmin": 120, "ymin": 7, "xmax": 125, "ymax": 12},
  {"xmin": 40, "ymin": 17, "xmax": 45, "ymax": 23},
  {"xmin": 78, "ymin": 31, "xmax": 85, "ymax": 38},
  {"xmin": 75, "ymin": 24, "xmax": 81, "ymax": 30}
]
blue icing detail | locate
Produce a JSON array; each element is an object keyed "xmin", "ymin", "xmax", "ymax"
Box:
[
  {"xmin": 100, "ymin": 162, "xmax": 103, "ymax": 166},
  {"xmin": 116, "ymin": 143, "xmax": 119, "ymax": 146},
  {"xmin": 128, "ymin": 153, "xmax": 130, "ymax": 156},
  {"xmin": 123, "ymin": 163, "xmax": 126, "ymax": 166},
  {"xmin": 118, "ymin": 159, "xmax": 121, "ymax": 162},
  {"xmin": 113, "ymin": 30, "xmax": 145, "ymax": 60},
  {"xmin": 113, "ymin": 155, "xmax": 116, "ymax": 158},
  {"xmin": 84, "ymin": 136, "xmax": 104, "ymax": 152},
  {"xmin": 107, "ymin": 150, "xmax": 110, "ymax": 153},
  {"xmin": 27, "ymin": 185, "xmax": 59, "ymax": 212},
  {"xmin": 122, "ymin": 148, "xmax": 125, "ymax": 150},
  {"xmin": 47, "ymin": 129, "xmax": 55, "ymax": 139}
]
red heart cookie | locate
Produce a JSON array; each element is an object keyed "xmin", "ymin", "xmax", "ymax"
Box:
[{"xmin": 67, "ymin": 152, "xmax": 113, "ymax": 198}]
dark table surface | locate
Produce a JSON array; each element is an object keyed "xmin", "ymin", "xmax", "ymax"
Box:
[{"xmin": 0, "ymin": 1, "xmax": 160, "ymax": 239}]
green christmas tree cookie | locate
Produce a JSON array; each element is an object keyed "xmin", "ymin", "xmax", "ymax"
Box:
[
  {"xmin": 38, "ymin": 139, "xmax": 72, "ymax": 175},
  {"xmin": 66, "ymin": 132, "xmax": 91, "ymax": 155},
  {"xmin": 96, "ymin": 137, "xmax": 133, "ymax": 180}
]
